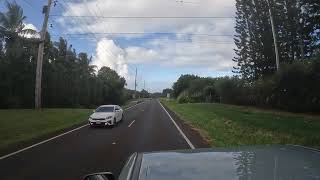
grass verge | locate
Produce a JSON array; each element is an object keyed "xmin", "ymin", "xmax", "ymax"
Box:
[
  {"xmin": 0, "ymin": 109, "xmax": 92, "ymax": 154},
  {"xmin": 160, "ymin": 99, "xmax": 320, "ymax": 149}
]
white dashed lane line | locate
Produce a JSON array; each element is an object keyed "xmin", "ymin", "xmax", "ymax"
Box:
[
  {"xmin": 0, "ymin": 102, "xmax": 145, "ymax": 160},
  {"xmin": 128, "ymin": 120, "xmax": 136, "ymax": 128}
]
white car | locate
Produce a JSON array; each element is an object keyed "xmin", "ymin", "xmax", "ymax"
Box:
[{"xmin": 88, "ymin": 105, "xmax": 124, "ymax": 126}]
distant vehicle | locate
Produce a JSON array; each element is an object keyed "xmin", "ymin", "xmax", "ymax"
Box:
[
  {"xmin": 88, "ymin": 105, "xmax": 123, "ymax": 126},
  {"xmin": 83, "ymin": 145, "xmax": 320, "ymax": 180}
]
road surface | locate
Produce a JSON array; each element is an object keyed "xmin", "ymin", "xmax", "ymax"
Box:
[{"xmin": 0, "ymin": 99, "xmax": 207, "ymax": 180}]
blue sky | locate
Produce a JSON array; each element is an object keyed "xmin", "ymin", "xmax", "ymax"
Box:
[{"xmin": 3, "ymin": 0, "xmax": 236, "ymax": 92}]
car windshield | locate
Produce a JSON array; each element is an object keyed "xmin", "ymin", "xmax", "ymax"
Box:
[
  {"xmin": 95, "ymin": 106, "xmax": 114, "ymax": 112},
  {"xmin": 1, "ymin": 1, "xmax": 320, "ymax": 180}
]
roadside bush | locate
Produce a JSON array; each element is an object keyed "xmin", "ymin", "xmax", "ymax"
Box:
[
  {"xmin": 214, "ymin": 77, "xmax": 249, "ymax": 104},
  {"xmin": 177, "ymin": 90, "xmax": 193, "ymax": 103},
  {"xmin": 271, "ymin": 57, "xmax": 320, "ymax": 112}
]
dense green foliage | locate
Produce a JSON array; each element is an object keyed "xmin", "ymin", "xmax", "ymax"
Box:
[
  {"xmin": 161, "ymin": 99, "xmax": 320, "ymax": 148},
  {"xmin": 171, "ymin": 0, "xmax": 320, "ymax": 113},
  {"xmin": 162, "ymin": 88, "xmax": 173, "ymax": 97},
  {"xmin": 172, "ymin": 54, "xmax": 320, "ymax": 112},
  {"xmin": 0, "ymin": 2, "xmax": 128, "ymax": 108},
  {"xmin": 233, "ymin": 0, "xmax": 319, "ymax": 80},
  {"xmin": 0, "ymin": 108, "xmax": 92, "ymax": 153}
]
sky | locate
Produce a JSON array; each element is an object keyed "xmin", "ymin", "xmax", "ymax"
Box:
[{"xmin": 2, "ymin": 0, "xmax": 237, "ymax": 92}]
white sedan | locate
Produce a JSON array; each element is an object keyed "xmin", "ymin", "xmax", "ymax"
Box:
[{"xmin": 88, "ymin": 105, "xmax": 123, "ymax": 126}]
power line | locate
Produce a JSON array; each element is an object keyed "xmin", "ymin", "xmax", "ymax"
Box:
[
  {"xmin": 21, "ymin": 0, "xmax": 33, "ymax": 8},
  {"xmin": 51, "ymin": 32, "xmax": 234, "ymax": 37},
  {"xmin": 50, "ymin": 15, "xmax": 235, "ymax": 19},
  {"xmin": 56, "ymin": 1, "xmax": 138, "ymax": 74},
  {"xmin": 59, "ymin": 0, "xmax": 121, "ymax": 63},
  {"xmin": 58, "ymin": 1, "xmax": 139, "ymax": 76},
  {"xmin": 49, "ymin": 36, "xmax": 234, "ymax": 44}
]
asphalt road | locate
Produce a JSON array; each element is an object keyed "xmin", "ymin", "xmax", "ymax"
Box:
[{"xmin": 0, "ymin": 99, "xmax": 197, "ymax": 180}]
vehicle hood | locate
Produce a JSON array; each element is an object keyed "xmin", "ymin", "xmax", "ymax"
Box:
[
  {"xmin": 90, "ymin": 112, "xmax": 114, "ymax": 119},
  {"xmin": 137, "ymin": 145, "xmax": 320, "ymax": 180}
]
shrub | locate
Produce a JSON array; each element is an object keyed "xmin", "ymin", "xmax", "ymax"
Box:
[
  {"xmin": 177, "ymin": 90, "xmax": 192, "ymax": 103},
  {"xmin": 214, "ymin": 77, "xmax": 248, "ymax": 104},
  {"xmin": 270, "ymin": 57, "xmax": 320, "ymax": 112}
]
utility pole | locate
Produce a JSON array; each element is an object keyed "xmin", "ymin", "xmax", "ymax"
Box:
[
  {"xmin": 267, "ymin": 0, "xmax": 280, "ymax": 71},
  {"xmin": 300, "ymin": 40, "xmax": 304, "ymax": 59},
  {"xmin": 134, "ymin": 67, "xmax": 137, "ymax": 98},
  {"xmin": 35, "ymin": 0, "xmax": 52, "ymax": 109},
  {"xmin": 144, "ymin": 80, "xmax": 145, "ymax": 90}
]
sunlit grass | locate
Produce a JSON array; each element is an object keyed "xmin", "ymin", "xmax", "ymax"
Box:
[{"xmin": 161, "ymin": 99, "xmax": 320, "ymax": 149}]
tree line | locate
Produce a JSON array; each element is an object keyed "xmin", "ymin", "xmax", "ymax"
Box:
[
  {"xmin": 233, "ymin": 0, "xmax": 319, "ymax": 80},
  {"xmin": 0, "ymin": 2, "xmax": 129, "ymax": 108},
  {"xmin": 170, "ymin": 0, "xmax": 320, "ymax": 113},
  {"xmin": 171, "ymin": 56, "xmax": 320, "ymax": 112}
]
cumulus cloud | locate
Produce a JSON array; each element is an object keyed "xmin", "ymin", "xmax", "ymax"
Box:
[
  {"xmin": 21, "ymin": 23, "xmax": 40, "ymax": 38},
  {"xmin": 125, "ymin": 47, "xmax": 158, "ymax": 63},
  {"xmin": 24, "ymin": 23, "xmax": 38, "ymax": 31},
  {"xmin": 92, "ymin": 38, "xmax": 129, "ymax": 79},
  {"xmin": 124, "ymin": 34, "xmax": 235, "ymax": 71},
  {"xmin": 57, "ymin": 0, "xmax": 237, "ymax": 90}
]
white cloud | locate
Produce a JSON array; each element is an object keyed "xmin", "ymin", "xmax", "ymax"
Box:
[
  {"xmin": 125, "ymin": 47, "xmax": 158, "ymax": 63},
  {"xmin": 21, "ymin": 23, "xmax": 40, "ymax": 38},
  {"xmin": 92, "ymin": 38, "xmax": 129, "ymax": 79},
  {"xmin": 124, "ymin": 34, "xmax": 236, "ymax": 71},
  {"xmin": 24, "ymin": 23, "xmax": 38, "ymax": 31},
  {"xmin": 57, "ymin": 0, "xmax": 236, "ymax": 37},
  {"xmin": 58, "ymin": 0, "xmax": 237, "ymax": 90}
]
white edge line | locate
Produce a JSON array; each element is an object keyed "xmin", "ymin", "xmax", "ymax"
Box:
[
  {"xmin": 0, "ymin": 124, "xmax": 89, "ymax": 160},
  {"xmin": 128, "ymin": 120, "xmax": 136, "ymax": 128},
  {"xmin": 157, "ymin": 100, "xmax": 195, "ymax": 149},
  {"xmin": 0, "ymin": 102, "xmax": 145, "ymax": 160}
]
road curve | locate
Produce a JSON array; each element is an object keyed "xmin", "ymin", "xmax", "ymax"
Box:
[{"xmin": 0, "ymin": 99, "xmax": 192, "ymax": 180}]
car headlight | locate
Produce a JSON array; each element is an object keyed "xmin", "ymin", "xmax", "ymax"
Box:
[
  {"xmin": 89, "ymin": 117, "xmax": 92, "ymax": 120},
  {"xmin": 106, "ymin": 116, "xmax": 113, "ymax": 119}
]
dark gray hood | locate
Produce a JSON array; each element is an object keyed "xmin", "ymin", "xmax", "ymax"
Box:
[{"xmin": 138, "ymin": 145, "xmax": 320, "ymax": 180}]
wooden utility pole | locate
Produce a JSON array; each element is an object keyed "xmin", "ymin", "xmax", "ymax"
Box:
[
  {"xmin": 267, "ymin": 0, "xmax": 280, "ymax": 71},
  {"xmin": 35, "ymin": 0, "xmax": 52, "ymax": 109},
  {"xmin": 134, "ymin": 67, "xmax": 137, "ymax": 98}
]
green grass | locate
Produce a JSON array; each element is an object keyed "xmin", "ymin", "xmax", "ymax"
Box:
[
  {"xmin": 0, "ymin": 109, "xmax": 92, "ymax": 153},
  {"xmin": 161, "ymin": 99, "xmax": 320, "ymax": 149}
]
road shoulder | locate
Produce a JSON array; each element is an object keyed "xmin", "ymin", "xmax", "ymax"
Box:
[{"xmin": 159, "ymin": 100, "xmax": 211, "ymax": 148}]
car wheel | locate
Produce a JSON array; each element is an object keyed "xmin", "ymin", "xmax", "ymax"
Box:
[{"xmin": 121, "ymin": 114, "xmax": 124, "ymax": 121}]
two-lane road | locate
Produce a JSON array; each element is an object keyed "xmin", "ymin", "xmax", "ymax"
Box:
[{"xmin": 1, "ymin": 99, "xmax": 194, "ymax": 180}]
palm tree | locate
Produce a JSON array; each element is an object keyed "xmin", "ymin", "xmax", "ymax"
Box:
[{"xmin": 0, "ymin": 1, "xmax": 37, "ymax": 41}]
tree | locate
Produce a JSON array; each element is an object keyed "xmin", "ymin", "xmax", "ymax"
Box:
[
  {"xmin": 140, "ymin": 89, "xmax": 150, "ymax": 98},
  {"xmin": 162, "ymin": 88, "xmax": 173, "ymax": 97},
  {"xmin": 97, "ymin": 67, "xmax": 126, "ymax": 105},
  {"xmin": 0, "ymin": 2, "xmax": 131, "ymax": 108},
  {"xmin": 203, "ymin": 85, "xmax": 216, "ymax": 102},
  {"xmin": 0, "ymin": 1, "xmax": 37, "ymax": 107},
  {"xmin": 0, "ymin": 1, "xmax": 37, "ymax": 38},
  {"xmin": 233, "ymin": 0, "xmax": 319, "ymax": 80},
  {"xmin": 172, "ymin": 74, "xmax": 199, "ymax": 97}
]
